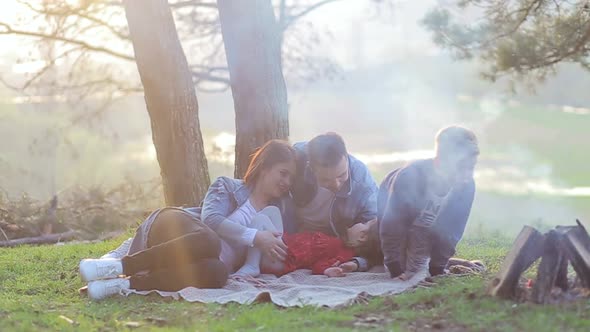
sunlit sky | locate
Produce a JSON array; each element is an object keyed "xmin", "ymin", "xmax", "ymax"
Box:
[
  {"xmin": 0, "ymin": 0, "xmax": 441, "ymax": 72},
  {"xmin": 302, "ymin": 0, "xmax": 440, "ymax": 68}
]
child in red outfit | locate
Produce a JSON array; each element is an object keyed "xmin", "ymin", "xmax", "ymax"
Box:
[
  {"xmin": 234, "ymin": 216, "xmax": 380, "ymax": 278},
  {"xmin": 278, "ymin": 231, "xmax": 356, "ymax": 276}
]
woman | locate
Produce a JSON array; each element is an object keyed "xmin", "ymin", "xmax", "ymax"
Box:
[{"xmin": 79, "ymin": 139, "xmax": 296, "ymax": 300}]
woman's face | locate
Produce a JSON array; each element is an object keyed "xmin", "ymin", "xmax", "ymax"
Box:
[{"xmin": 258, "ymin": 160, "xmax": 296, "ymax": 199}]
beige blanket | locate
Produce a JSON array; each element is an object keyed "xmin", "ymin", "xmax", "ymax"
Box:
[{"xmin": 121, "ymin": 267, "xmax": 428, "ymax": 308}]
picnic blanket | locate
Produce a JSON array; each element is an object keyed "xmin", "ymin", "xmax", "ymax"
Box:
[{"xmin": 121, "ymin": 266, "xmax": 429, "ymax": 308}]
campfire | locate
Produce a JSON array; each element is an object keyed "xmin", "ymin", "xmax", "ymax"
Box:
[{"xmin": 488, "ymin": 220, "xmax": 590, "ymax": 304}]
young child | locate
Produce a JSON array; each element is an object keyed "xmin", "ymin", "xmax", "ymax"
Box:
[{"xmin": 234, "ymin": 216, "xmax": 381, "ymax": 278}]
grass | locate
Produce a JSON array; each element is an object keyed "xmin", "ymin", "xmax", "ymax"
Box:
[{"xmin": 1, "ymin": 234, "xmax": 589, "ymax": 331}]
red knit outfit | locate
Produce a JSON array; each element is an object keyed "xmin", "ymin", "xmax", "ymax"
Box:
[{"xmin": 275, "ymin": 232, "xmax": 354, "ymax": 276}]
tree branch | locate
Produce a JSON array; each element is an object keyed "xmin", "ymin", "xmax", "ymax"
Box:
[
  {"xmin": 484, "ymin": 0, "xmax": 543, "ymax": 46},
  {"xmin": 17, "ymin": 0, "xmax": 130, "ymax": 40},
  {"xmin": 0, "ymin": 230, "xmax": 78, "ymax": 247},
  {"xmin": 527, "ymin": 23, "xmax": 590, "ymax": 70},
  {"xmin": 169, "ymin": 0, "xmax": 217, "ymax": 9},
  {"xmin": 0, "ymin": 22, "xmax": 134, "ymax": 61},
  {"xmin": 75, "ymin": 12, "xmax": 130, "ymax": 40},
  {"xmin": 282, "ymin": 0, "xmax": 343, "ymax": 30},
  {"xmin": 191, "ymin": 70, "xmax": 230, "ymax": 84},
  {"xmin": 22, "ymin": 47, "xmax": 85, "ymax": 90}
]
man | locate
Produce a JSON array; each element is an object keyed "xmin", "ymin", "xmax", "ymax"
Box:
[
  {"xmin": 379, "ymin": 126, "xmax": 479, "ymax": 279},
  {"xmin": 283, "ymin": 132, "xmax": 379, "ymax": 271}
]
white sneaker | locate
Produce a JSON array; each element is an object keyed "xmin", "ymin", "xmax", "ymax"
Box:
[
  {"xmin": 79, "ymin": 258, "xmax": 124, "ymax": 282},
  {"xmin": 87, "ymin": 278, "xmax": 130, "ymax": 301}
]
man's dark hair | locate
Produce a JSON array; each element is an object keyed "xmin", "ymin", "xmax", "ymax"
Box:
[{"xmin": 307, "ymin": 132, "xmax": 348, "ymax": 168}]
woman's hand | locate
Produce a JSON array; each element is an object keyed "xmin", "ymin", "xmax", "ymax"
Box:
[{"xmin": 253, "ymin": 231, "xmax": 287, "ymax": 261}]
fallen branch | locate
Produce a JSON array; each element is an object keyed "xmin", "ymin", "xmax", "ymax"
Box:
[
  {"xmin": 0, "ymin": 230, "xmax": 78, "ymax": 247},
  {"xmin": 0, "ymin": 225, "xmax": 8, "ymax": 241}
]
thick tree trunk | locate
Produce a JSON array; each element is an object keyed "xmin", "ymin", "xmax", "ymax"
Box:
[
  {"xmin": 123, "ymin": 0, "xmax": 210, "ymax": 206},
  {"xmin": 217, "ymin": 0, "xmax": 289, "ymax": 178}
]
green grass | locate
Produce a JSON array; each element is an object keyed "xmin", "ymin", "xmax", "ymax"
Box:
[
  {"xmin": 483, "ymin": 105, "xmax": 590, "ymax": 187},
  {"xmin": 1, "ymin": 234, "xmax": 589, "ymax": 331}
]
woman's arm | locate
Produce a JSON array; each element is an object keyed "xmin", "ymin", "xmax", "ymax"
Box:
[
  {"xmin": 200, "ymin": 177, "xmax": 256, "ymax": 246},
  {"xmin": 202, "ymin": 178, "xmax": 287, "ymax": 260},
  {"xmin": 200, "ymin": 177, "xmax": 237, "ymax": 231}
]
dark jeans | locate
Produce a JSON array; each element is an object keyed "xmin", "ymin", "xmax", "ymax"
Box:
[{"xmin": 122, "ymin": 209, "xmax": 228, "ymax": 291}]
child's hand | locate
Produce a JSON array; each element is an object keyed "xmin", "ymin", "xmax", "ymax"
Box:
[
  {"xmin": 339, "ymin": 261, "xmax": 358, "ymax": 272},
  {"xmin": 324, "ymin": 267, "xmax": 345, "ymax": 277}
]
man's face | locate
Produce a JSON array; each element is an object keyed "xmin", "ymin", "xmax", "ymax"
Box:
[
  {"xmin": 439, "ymin": 153, "xmax": 478, "ymax": 185},
  {"xmin": 311, "ymin": 156, "xmax": 349, "ymax": 193}
]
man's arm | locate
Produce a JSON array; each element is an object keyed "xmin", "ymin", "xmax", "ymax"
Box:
[
  {"xmin": 355, "ymin": 185, "xmax": 378, "ymax": 224},
  {"xmin": 349, "ymin": 186, "xmax": 378, "ymax": 271},
  {"xmin": 347, "ymin": 162, "xmax": 379, "ymax": 271},
  {"xmin": 379, "ymin": 168, "xmax": 418, "ymax": 278},
  {"xmin": 429, "ymin": 179, "xmax": 476, "ymax": 274},
  {"xmin": 434, "ymin": 179, "xmax": 476, "ymax": 248}
]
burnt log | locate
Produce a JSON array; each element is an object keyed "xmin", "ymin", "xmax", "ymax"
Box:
[
  {"xmin": 532, "ymin": 230, "xmax": 567, "ymax": 304},
  {"xmin": 555, "ymin": 255, "xmax": 569, "ymax": 291},
  {"xmin": 558, "ymin": 221, "xmax": 590, "ymax": 288},
  {"xmin": 488, "ymin": 226, "xmax": 545, "ymax": 298}
]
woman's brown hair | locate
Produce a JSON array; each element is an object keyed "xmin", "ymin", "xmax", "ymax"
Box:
[{"xmin": 243, "ymin": 139, "xmax": 297, "ymax": 185}]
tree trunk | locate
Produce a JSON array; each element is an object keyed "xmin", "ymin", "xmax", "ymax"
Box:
[
  {"xmin": 123, "ymin": 0, "xmax": 210, "ymax": 206},
  {"xmin": 217, "ymin": 0, "xmax": 289, "ymax": 178}
]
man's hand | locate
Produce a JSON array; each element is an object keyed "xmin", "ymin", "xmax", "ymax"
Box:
[
  {"xmin": 254, "ymin": 231, "xmax": 287, "ymax": 261},
  {"xmin": 324, "ymin": 267, "xmax": 345, "ymax": 277},
  {"xmin": 339, "ymin": 261, "xmax": 358, "ymax": 272}
]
